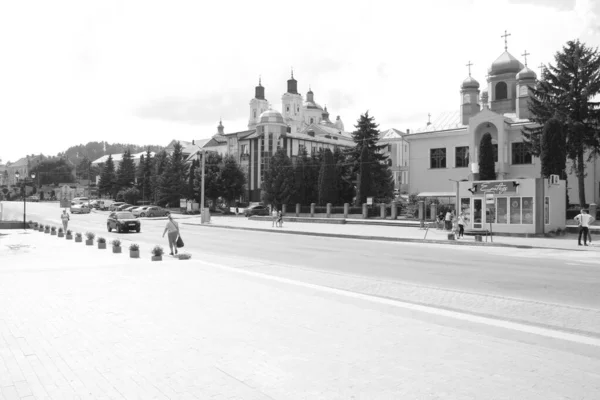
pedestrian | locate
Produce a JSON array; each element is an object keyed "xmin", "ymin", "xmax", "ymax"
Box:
[
  {"xmin": 277, "ymin": 210, "xmax": 283, "ymax": 228},
  {"xmin": 162, "ymin": 214, "xmax": 180, "ymax": 255},
  {"xmin": 235, "ymin": 204, "xmax": 239, "ymax": 216},
  {"xmin": 272, "ymin": 206, "xmax": 278, "ymax": 227},
  {"xmin": 60, "ymin": 209, "xmax": 70, "ymax": 231},
  {"xmin": 445, "ymin": 210, "xmax": 452, "ymax": 231},
  {"xmin": 574, "ymin": 208, "xmax": 595, "ymax": 246},
  {"xmin": 457, "ymin": 212, "xmax": 466, "ymax": 238}
]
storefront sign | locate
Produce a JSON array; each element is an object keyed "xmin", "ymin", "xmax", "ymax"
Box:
[
  {"xmin": 485, "ymin": 193, "xmax": 495, "ymax": 204},
  {"xmin": 474, "ymin": 181, "xmax": 517, "ymax": 195}
]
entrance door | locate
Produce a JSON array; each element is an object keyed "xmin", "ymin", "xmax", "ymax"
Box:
[{"xmin": 473, "ymin": 198, "xmax": 483, "ymax": 229}]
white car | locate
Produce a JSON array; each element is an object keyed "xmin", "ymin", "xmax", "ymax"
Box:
[{"xmin": 70, "ymin": 204, "xmax": 91, "ymax": 214}]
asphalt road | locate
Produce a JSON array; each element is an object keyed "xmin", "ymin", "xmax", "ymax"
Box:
[{"xmin": 4, "ymin": 201, "xmax": 599, "ymax": 312}]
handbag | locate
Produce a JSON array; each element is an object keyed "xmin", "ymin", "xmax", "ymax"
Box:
[{"xmin": 176, "ymin": 235, "xmax": 184, "ymax": 248}]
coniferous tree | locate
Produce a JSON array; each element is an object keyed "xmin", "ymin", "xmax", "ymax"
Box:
[
  {"xmin": 261, "ymin": 149, "xmax": 295, "ymax": 209},
  {"xmin": 116, "ymin": 149, "xmax": 136, "ymax": 191},
  {"xmin": 138, "ymin": 150, "xmax": 153, "ymax": 201},
  {"xmin": 318, "ymin": 149, "xmax": 338, "ymax": 205},
  {"xmin": 150, "ymin": 150, "xmax": 168, "ymax": 204},
  {"xmin": 333, "ymin": 147, "xmax": 355, "ymax": 204},
  {"xmin": 158, "ymin": 142, "xmax": 189, "ymax": 207},
  {"xmin": 220, "ymin": 155, "xmax": 246, "ymax": 206},
  {"xmin": 356, "ymin": 146, "xmax": 371, "ymax": 205},
  {"xmin": 541, "ymin": 118, "xmax": 567, "ymax": 179},
  {"xmin": 478, "ymin": 133, "xmax": 496, "ymax": 180},
  {"xmin": 188, "ymin": 158, "xmax": 198, "ymax": 200},
  {"xmin": 523, "ymin": 40, "xmax": 600, "ymax": 205},
  {"xmin": 98, "ymin": 155, "xmax": 116, "ymax": 197}
]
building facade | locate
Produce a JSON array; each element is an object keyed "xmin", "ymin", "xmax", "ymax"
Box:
[{"xmin": 379, "ymin": 128, "xmax": 410, "ymax": 193}]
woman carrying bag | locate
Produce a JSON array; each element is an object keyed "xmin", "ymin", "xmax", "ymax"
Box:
[{"xmin": 162, "ymin": 214, "xmax": 182, "ymax": 256}]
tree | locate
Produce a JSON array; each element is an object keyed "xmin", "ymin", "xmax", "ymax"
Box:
[
  {"xmin": 98, "ymin": 155, "xmax": 116, "ymax": 197},
  {"xmin": 318, "ymin": 149, "xmax": 337, "ymax": 205},
  {"xmin": 116, "ymin": 149, "xmax": 136, "ymax": 191},
  {"xmin": 117, "ymin": 187, "xmax": 141, "ymax": 205},
  {"xmin": 194, "ymin": 152, "xmax": 223, "ymax": 207},
  {"xmin": 356, "ymin": 145, "xmax": 371, "ymax": 205},
  {"xmin": 158, "ymin": 142, "xmax": 189, "ymax": 207},
  {"xmin": 478, "ymin": 133, "xmax": 496, "ymax": 180},
  {"xmin": 220, "ymin": 155, "xmax": 246, "ymax": 206},
  {"xmin": 348, "ymin": 112, "xmax": 393, "ymax": 203},
  {"xmin": 333, "ymin": 147, "xmax": 355, "ymax": 204},
  {"xmin": 187, "ymin": 158, "xmax": 198, "ymax": 201},
  {"xmin": 541, "ymin": 118, "xmax": 567, "ymax": 179},
  {"xmin": 523, "ymin": 40, "xmax": 600, "ymax": 205},
  {"xmin": 137, "ymin": 150, "xmax": 153, "ymax": 201},
  {"xmin": 76, "ymin": 157, "xmax": 92, "ymax": 180},
  {"xmin": 261, "ymin": 148, "xmax": 295, "ymax": 209},
  {"xmin": 150, "ymin": 151, "xmax": 168, "ymax": 204}
]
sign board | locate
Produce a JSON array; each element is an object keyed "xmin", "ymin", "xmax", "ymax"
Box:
[
  {"xmin": 473, "ymin": 181, "xmax": 517, "ymax": 195},
  {"xmin": 367, "ymin": 197, "xmax": 374, "ymax": 205},
  {"xmin": 485, "ymin": 193, "xmax": 495, "ymax": 205},
  {"xmin": 180, "ymin": 199, "xmax": 187, "ymax": 208}
]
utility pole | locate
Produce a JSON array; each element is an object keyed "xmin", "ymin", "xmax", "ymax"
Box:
[{"xmin": 200, "ymin": 149, "xmax": 206, "ymax": 223}]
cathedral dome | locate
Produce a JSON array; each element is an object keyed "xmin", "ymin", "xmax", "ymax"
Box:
[
  {"xmin": 461, "ymin": 76, "xmax": 480, "ymax": 89},
  {"xmin": 516, "ymin": 66, "xmax": 537, "ymax": 80},
  {"xmin": 259, "ymin": 109, "xmax": 284, "ymax": 124},
  {"xmin": 490, "ymin": 51, "xmax": 524, "ymax": 76},
  {"xmin": 303, "ymin": 100, "xmax": 323, "ymax": 110}
]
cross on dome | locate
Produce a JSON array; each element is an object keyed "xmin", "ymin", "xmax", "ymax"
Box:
[
  {"xmin": 521, "ymin": 50, "xmax": 530, "ymax": 67},
  {"xmin": 501, "ymin": 30, "xmax": 511, "ymax": 51},
  {"xmin": 466, "ymin": 61, "xmax": 473, "ymax": 76},
  {"xmin": 538, "ymin": 63, "xmax": 545, "ymax": 74}
]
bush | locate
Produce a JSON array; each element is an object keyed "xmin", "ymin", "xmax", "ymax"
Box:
[
  {"xmin": 151, "ymin": 245, "xmax": 164, "ymax": 256},
  {"xmin": 111, "ymin": 239, "xmax": 121, "ymax": 247},
  {"xmin": 58, "ymin": 227, "xmax": 63, "ymax": 233},
  {"xmin": 97, "ymin": 237, "xmax": 106, "ymax": 244},
  {"xmin": 85, "ymin": 232, "xmax": 95, "ymax": 240},
  {"xmin": 44, "ymin": 225, "xmax": 50, "ymax": 229},
  {"xmin": 66, "ymin": 229, "xmax": 72, "ymax": 235},
  {"xmin": 129, "ymin": 243, "xmax": 139, "ymax": 251},
  {"xmin": 50, "ymin": 226, "xmax": 56, "ymax": 232},
  {"xmin": 75, "ymin": 232, "xmax": 82, "ymax": 238}
]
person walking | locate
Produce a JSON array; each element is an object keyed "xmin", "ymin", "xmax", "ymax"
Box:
[
  {"xmin": 457, "ymin": 212, "xmax": 466, "ymax": 238},
  {"xmin": 60, "ymin": 209, "xmax": 70, "ymax": 231},
  {"xmin": 574, "ymin": 208, "xmax": 595, "ymax": 246},
  {"xmin": 162, "ymin": 214, "xmax": 180, "ymax": 255},
  {"xmin": 272, "ymin": 206, "xmax": 278, "ymax": 227},
  {"xmin": 277, "ymin": 210, "xmax": 283, "ymax": 228}
]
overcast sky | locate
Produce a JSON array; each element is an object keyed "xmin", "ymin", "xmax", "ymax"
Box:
[{"xmin": 1, "ymin": 0, "xmax": 599, "ymax": 163}]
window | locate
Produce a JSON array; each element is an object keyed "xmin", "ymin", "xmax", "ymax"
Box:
[
  {"xmin": 455, "ymin": 146, "xmax": 469, "ymax": 168},
  {"xmin": 522, "ymin": 197, "xmax": 533, "ymax": 224},
  {"xmin": 286, "ymin": 105, "xmax": 290, "ymax": 112},
  {"xmin": 509, "ymin": 197, "xmax": 521, "ymax": 224},
  {"xmin": 253, "ymin": 110, "xmax": 257, "ymax": 118},
  {"xmin": 512, "ymin": 142, "xmax": 532, "ymax": 164},
  {"xmin": 495, "ymin": 81, "xmax": 507, "ymax": 100},
  {"xmin": 310, "ymin": 118, "xmax": 314, "ymax": 124},
  {"xmin": 430, "ymin": 148, "xmax": 446, "ymax": 169},
  {"xmin": 240, "ymin": 144, "xmax": 249, "ymax": 155},
  {"xmin": 496, "ymin": 197, "xmax": 508, "ymax": 223},
  {"xmin": 463, "ymin": 94, "xmax": 471, "ymax": 104}
]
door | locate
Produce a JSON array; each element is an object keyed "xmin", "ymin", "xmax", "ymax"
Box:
[{"xmin": 473, "ymin": 198, "xmax": 483, "ymax": 229}]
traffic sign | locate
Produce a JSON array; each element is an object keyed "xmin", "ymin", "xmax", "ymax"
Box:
[{"xmin": 485, "ymin": 193, "xmax": 495, "ymax": 205}]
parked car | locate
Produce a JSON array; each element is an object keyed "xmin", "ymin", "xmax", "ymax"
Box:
[
  {"xmin": 123, "ymin": 206, "xmax": 138, "ymax": 212},
  {"xmin": 244, "ymin": 204, "xmax": 269, "ymax": 217},
  {"xmin": 132, "ymin": 206, "xmax": 152, "ymax": 217},
  {"xmin": 90, "ymin": 200, "xmax": 106, "ymax": 210},
  {"xmin": 70, "ymin": 204, "xmax": 91, "ymax": 214},
  {"xmin": 138, "ymin": 206, "xmax": 170, "ymax": 218},
  {"xmin": 108, "ymin": 202, "xmax": 126, "ymax": 211},
  {"xmin": 71, "ymin": 197, "xmax": 90, "ymax": 206},
  {"xmin": 107, "ymin": 211, "xmax": 141, "ymax": 233},
  {"xmin": 116, "ymin": 203, "xmax": 133, "ymax": 211}
]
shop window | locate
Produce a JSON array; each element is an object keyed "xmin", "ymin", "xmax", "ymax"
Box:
[
  {"xmin": 544, "ymin": 197, "xmax": 550, "ymax": 225},
  {"xmin": 495, "ymin": 81, "xmax": 507, "ymax": 100},
  {"xmin": 522, "ymin": 197, "xmax": 533, "ymax": 224},
  {"xmin": 455, "ymin": 146, "xmax": 469, "ymax": 167},
  {"xmin": 509, "ymin": 197, "xmax": 521, "ymax": 224},
  {"xmin": 460, "ymin": 198, "xmax": 471, "ymax": 226},
  {"xmin": 430, "ymin": 148, "xmax": 446, "ymax": 169},
  {"xmin": 497, "ymin": 197, "xmax": 508, "ymax": 223},
  {"xmin": 512, "ymin": 142, "xmax": 532, "ymax": 164}
]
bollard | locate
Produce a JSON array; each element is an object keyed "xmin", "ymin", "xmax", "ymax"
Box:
[
  {"xmin": 418, "ymin": 200, "xmax": 425, "ymax": 228},
  {"xmin": 296, "ymin": 203, "xmax": 300, "ymax": 217},
  {"xmin": 380, "ymin": 203, "xmax": 386, "ymax": 219},
  {"xmin": 447, "ymin": 233, "xmax": 455, "ymax": 240},
  {"xmin": 282, "ymin": 204, "xmax": 287, "ymax": 216},
  {"xmin": 310, "ymin": 203, "xmax": 315, "ymax": 218},
  {"xmin": 475, "ymin": 235, "xmax": 482, "ymax": 242},
  {"xmin": 391, "ymin": 201, "xmax": 397, "ymax": 219},
  {"xmin": 362, "ymin": 203, "xmax": 368, "ymax": 219},
  {"xmin": 344, "ymin": 203, "xmax": 349, "ymax": 218},
  {"xmin": 326, "ymin": 203, "xmax": 332, "ymax": 218}
]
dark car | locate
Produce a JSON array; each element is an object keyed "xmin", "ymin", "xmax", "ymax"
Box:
[
  {"xmin": 107, "ymin": 211, "xmax": 141, "ymax": 233},
  {"xmin": 244, "ymin": 204, "xmax": 269, "ymax": 217}
]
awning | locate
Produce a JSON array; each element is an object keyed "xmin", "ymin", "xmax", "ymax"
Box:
[{"xmin": 416, "ymin": 192, "xmax": 456, "ymax": 197}]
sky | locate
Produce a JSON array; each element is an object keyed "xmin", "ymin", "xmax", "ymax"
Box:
[{"xmin": 1, "ymin": 0, "xmax": 599, "ymax": 164}]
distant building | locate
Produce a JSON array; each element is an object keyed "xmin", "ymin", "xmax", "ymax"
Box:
[
  {"xmin": 379, "ymin": 128, "xmax": 410, "ymax": 193},
  {"xmin": 91, "ymin": 151, "xmax": 156, "ymax": 168}
]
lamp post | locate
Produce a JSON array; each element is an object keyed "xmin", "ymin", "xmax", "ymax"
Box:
[
  {"xmin": 196, "ymin": 150, "xmax": 206, "ymax": 224},
  {"xmin": 15, "ymin": 171, "xmax": 36, "ymax": 230},
  {"xmin": 448, "ymin": 178, "xmax": 461, "ymax": 214}
]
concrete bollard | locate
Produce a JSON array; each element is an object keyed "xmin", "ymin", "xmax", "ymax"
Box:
[
  {"xmin": 326, "ymin": 203, "xmax": 332, "ymax": 218},
  {"xmin": 475, "ymin": 235, "xmax": 482, "ymax": 242},
  {"xmin": 418, "ymin": 201, "xmax": 424, "ymax": 228},
  {"xmin": 296, "ymin": 203, "xmax": 300, "ymax": 217},
  {"xmin": 380, "ymin": 203, "xmax": 386, "ymax": 219},
  {"xmin": 362, "ymin": 203, "xmax": 368, "ymax": 219},
  {"xmin": 282, "ymin": 204, "xmax": 286, "ymax": 216},
  {"xmin": 344, "ymin": 203, "xmax": 349, "ymax": 218},
  {"xmin": 310, "ymin": 203, "xmax": 315, "ymax": 218},
  {"xmin": 391, "ymin": 202, "xmax": 397, "ymax": 219},
  {"xmin": 447, "ymin": 233, "xmax": 455, "ymax": 240}
]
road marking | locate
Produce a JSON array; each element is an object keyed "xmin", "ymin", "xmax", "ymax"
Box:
[{"xmin": 197, "ymin": 259, "xmax": 600, "ymax": 348}]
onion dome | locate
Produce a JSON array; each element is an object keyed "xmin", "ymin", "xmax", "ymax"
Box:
[
  {"xmin": 259, "ymin": 109, "xmax": 284, "ymax": 124},
  {"xmin": 516, "ymin": 66, "xmax": 537, "ymax": 80},
  {"xmin": 461, "ymin": 76, "xmax": 480, "ymax": 89},
  {"xmin": 490, "ymin": 51, "xmax": 524, "ymax": 75},
  {"xmin": 304, "ymin": 88, "xmax": 323, "ymax": 110}
]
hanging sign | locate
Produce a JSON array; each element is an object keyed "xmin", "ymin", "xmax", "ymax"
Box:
[
  {"xmin": 485, "ymin": 193, "xmax": 495, "ymax": 204},
  {"xmin": 474, "ymin": 181, "xmax": 517, "ymax": 195}
]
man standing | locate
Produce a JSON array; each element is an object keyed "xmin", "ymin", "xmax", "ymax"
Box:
[
  {"xmin": 444, "ymin": 210, "xmax": 452, "ymax": 231},
  {"xmin": 272, "ymin": 206, "xmax": 278, "ymax": 227},
  {"xmin": 574, "ymin": 208, "xmax": 595, "ymax": 246},
  {"xmin": 61, "ymin": 209, "xmax": 70, "ymax": 231},
  {"xmin": 162, "ymin": 214, "xmax": 180, "ymax": 255}
]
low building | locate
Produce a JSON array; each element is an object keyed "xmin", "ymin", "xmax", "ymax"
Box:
[{"xmin": 379, "ymin": 128, "xmax": 410, "ymax": 193}]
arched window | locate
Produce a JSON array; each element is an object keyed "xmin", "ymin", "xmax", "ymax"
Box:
[
  {"xmin": 463, "ymin": 94, "xmax": 471, "ymax": 104},
  {"xmin": 495, "ymin": 82, "xmax": 507, "ymax": 100},
  {"xmin": 310, "ymin": 117, "xmax": 314, "ymax": 124}
]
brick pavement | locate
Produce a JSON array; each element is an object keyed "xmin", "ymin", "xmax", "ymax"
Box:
[{"xmin": 1, "ymin": 230, "xmax": 599, "ymax": 399}]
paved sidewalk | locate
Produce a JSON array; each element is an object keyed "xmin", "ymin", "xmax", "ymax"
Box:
[
  {"xmin": 187, "ymin": 216, "xmax": 600, "ymax": 252},
  {"xmin": 1, "ymin": 229, "xmax": 600, "ymax": 399}
]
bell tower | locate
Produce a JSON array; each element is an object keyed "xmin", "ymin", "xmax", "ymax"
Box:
[
  {"xmin": 248, "ymin": 77, "xmax": 268, "ymax": 129},
  {"xmin": 281, "ymin": 68, "xmax": 303, "ymax": 133},
  {"xmin": 460, "ymin": 61, "xmax": 481, "ymax": 125}
]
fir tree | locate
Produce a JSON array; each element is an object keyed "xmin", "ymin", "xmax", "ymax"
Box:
[
  {"xmin": 479, "ymin": 133, "xmax": 496, "ymax": 180},
  {"xmin": 194, "ymin": 152, "xmax": 223, "ymax": 207},
  {"xmin": 356, "ymin": 146, "xmax": 371, "ymax": 205},
  {"xmin": 150, "ymin": 150, "xmax": 168, "ymax": 204},
  {"xmin": 220, "ymin": 155, "xmax": 246, "ymax": 206},
  {"xmin": 158, "ymin": 142, "xmax": 189, "ymax": 207},
  {"xmin": 98, "ymin": 155, "xmax": 116, "ymax": 197},
  {"xmin": 523, "ymin": 40, "xmax": 600, "ymax": 205},
  {"xmin": 318, "ymin": 149, "xmax": 338, "ymax": 205},
  {"xmin": 188, "ymin": 158, "xmax": 198, "ymax": 201},
  {"xmin": 333, "ymin": 147, "xmax": 355, "ymax": 204},
  {"xmin": 541, "ymin": 118, "xmax": 567, "ymax": 179},
  {"xmin": 261, "ymin": 149, "xmax": 295, "ymax": 209},
  {"xmin": 116, "ymin": 149, "xmax": 136, "ymax": 191}
]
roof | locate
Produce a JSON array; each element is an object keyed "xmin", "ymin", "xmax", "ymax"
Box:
[
  {"xmin": 417, "ymin": 192, "xmax": 456, "ymax": 197},
  {"xmin": 413, "ymin": 110, "xmax": 465, "ymax": 133},
  {"xmin": 490, "ymin": 51, "xmax": 524, "ymax": 75},
  {"xmin": 380, "ymin": 128, "xmax": 406, "ymax": 140},
  {"xmin": 91, "ymin": 151, "xmax": 155, "ymax": 165}
]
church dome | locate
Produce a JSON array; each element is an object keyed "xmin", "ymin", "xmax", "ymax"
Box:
[
  {"xmin": 259, "ymin": 109, "xmax": 284, "ymax": 124},
  {"xmin": 490, "ymin": 51, "xmax": 524, "ymax": 75},
  {"xmin": 303, "ymin": 100, "xmax": 323, "ymax": 110},
  {"xmin": 516, "ymin": 66, "xmax": 537, "ymax": 80},
  {"xmin": 461, "ymin": 76, "xmax": 480, "ymax": 89}
]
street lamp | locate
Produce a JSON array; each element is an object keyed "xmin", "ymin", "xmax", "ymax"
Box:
[{"xmin": 15, "ymin": 171, "xmax": 36, "ymax": 230}]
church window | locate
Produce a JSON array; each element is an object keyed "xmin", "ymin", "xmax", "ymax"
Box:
[
  {"xmin": 286, "ymin": 105, "xmax": 290, "ymax": 112},
  {"xmin": 253, "ymin": 110, "xmax": 257, "ymax": 118},
  {"xmin": 511, "ymin": 142, "xmax": 532, "ymax": 164},
  {"xmin": 495, "ymin": 82, "xmax": 508, "ymax": 100},
  {"xmin": 463, "ymin": 94, "xmax": 471, "ymax": 104},
  {"xmin": 310, "ymin": 118, "xmax": 314, "ymax": 124},
  {"xmin": 455, "ymin": 146, "xmax": 469, "ymax": 167},
  {"xmin": 430, "ymin": 148, "xmax": 446, "ymax": 169}
]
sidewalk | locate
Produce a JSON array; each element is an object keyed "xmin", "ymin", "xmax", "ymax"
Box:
[{"xmin": 186, "ymin": 216, "xmax": 600, "ymax": 252}]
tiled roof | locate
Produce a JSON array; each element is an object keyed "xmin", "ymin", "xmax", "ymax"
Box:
[{"xmin": 413, "ymin": 110, "xmax": 465, "ymax": 133}]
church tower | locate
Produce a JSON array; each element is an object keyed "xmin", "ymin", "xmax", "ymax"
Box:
[
  {"xmin": 281, "ymin": 69, "xmax": 303, "ymax": 133},
  {"xmin": 460, "ymin": 61, "xmax": 481, "ymax": 125},
  {"xmin": 488, "ymin": 32, "xmax": 524, "ymax": 115},
  {"xmin": 248, "ymin": 77, "xmax": 269, "ymax": 129},
  {"xmin": 516, "ymin": 51, "xmax": 537, "ymax": 120}
]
